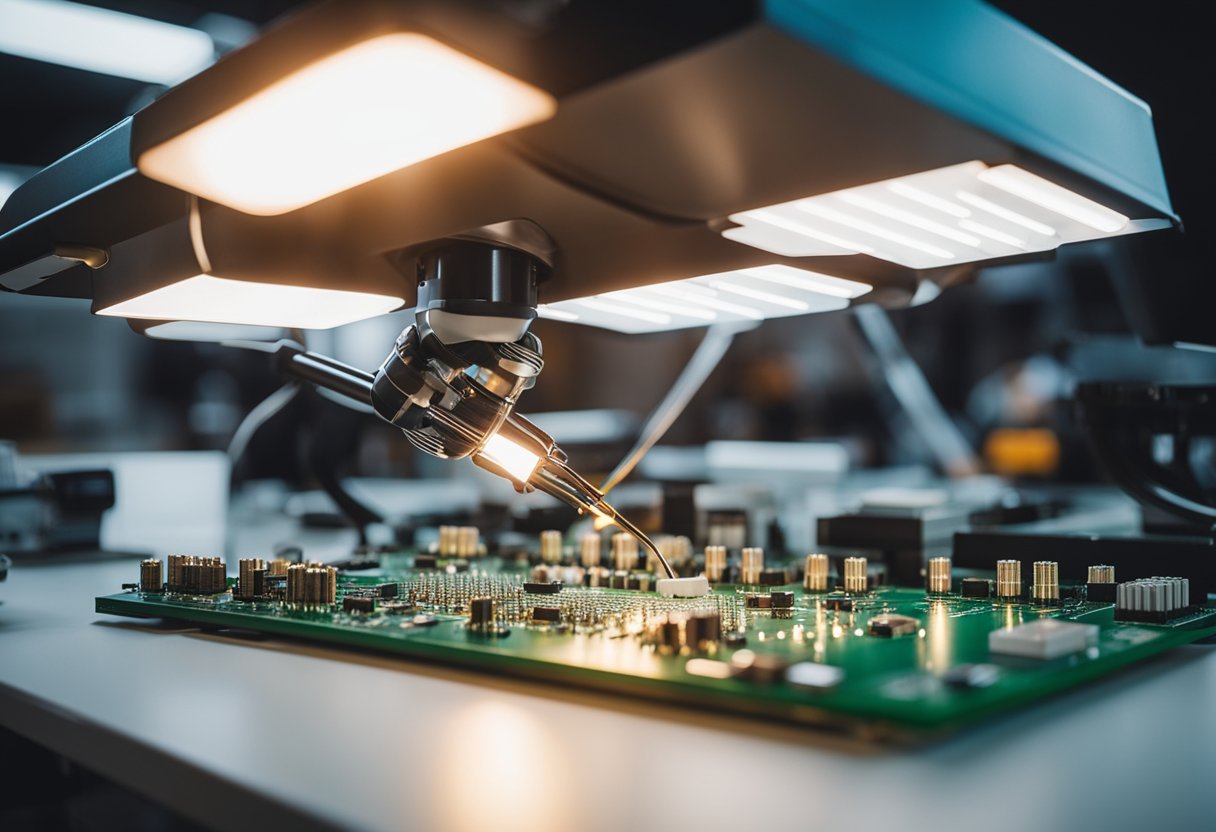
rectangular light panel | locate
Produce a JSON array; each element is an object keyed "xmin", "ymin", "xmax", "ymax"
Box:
[
  {"xmin": 96, "ymin": 275, "xmax": 403, "ymax": 329},
  {"xmin": 0, "ymin": 0, "xmax": 214, "ymax": 84},
  {"xmin": 537, "ymin": 265, "xmax": 871, "ymax": 334},
  {"xmin": 138, "ymin": 33, "xmax": 557, "ymax": 215},
  {"xmin": 722, "ymin": 162, "xmax": 1158, "ymax": 270}
]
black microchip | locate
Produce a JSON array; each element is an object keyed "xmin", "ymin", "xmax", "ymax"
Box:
[
  {"xmin": 524, "ymin": 581, "xmax": 562, "ymax": 594},
  {"xmin": 1087, "ymin": 582, "xmax": 1117, "ymax": 603},
  {"xmin": 760, "ymin": 569, "xmax": 789, "ymax": 586},
  {"xmin": 414, "ymin": 555, "xmax": 438, "ymax": 569},
  {"xmin": 626, "ymin": 576, "xmax": 643, "ymax": 591},
  {"xmin": 770, "ymin": 591, "xmax": 795, "ymax": 609},
  {"xmin": 961, "ymin": 577, "xmax": 991, "ymax": 598},
  {"xmin": 824, "ymin": 596, "xmax": 853, "ymax": 611},
  {"xmin": 343, "ymin": 596, "xmax": 375, "ymax": 614},
  {"xmin": 531, "ymin": 606, "xmax": 562, "ymax": 623},
  {"xmin": 377, "ymin": 583, "xmax": 399, "ymax": 599}
]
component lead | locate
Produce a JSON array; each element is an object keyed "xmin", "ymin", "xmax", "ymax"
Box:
[{"xmin": 804, "ymin": 553, "xmax": 829, "ymax": 592}]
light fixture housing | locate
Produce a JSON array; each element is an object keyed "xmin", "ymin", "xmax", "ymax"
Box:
[{"xmin": 0, "ymin": 0, "xmax": 1179, "ymax": 330}]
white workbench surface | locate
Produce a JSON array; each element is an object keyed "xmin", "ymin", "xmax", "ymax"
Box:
[{"xmin": 2, "ymin": 533, "xmax": 1214, "ymax": 831}]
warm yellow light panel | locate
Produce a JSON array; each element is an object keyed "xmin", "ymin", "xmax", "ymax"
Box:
[
  {"xmin": 479, "ymin": 433, "xmax": 541, "ymax": 482},
  {"xmin": 138, "ymin": 33, "xmax": 557, "ymax": 215},
  {"xmin": 96, "ymin": 275, "xmax": 403, "ymax": 329}
]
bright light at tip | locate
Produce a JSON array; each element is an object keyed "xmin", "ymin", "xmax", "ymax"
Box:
[
  {"xmin": 0, "ymin": 0, "xmax": 214, "ymax": 84},
  {"xmin": 95, "ymin": 275, "xmax": 403, "ymax": 329},
  {"xmin": 538, "ymin": 264, "xmax": 871, "ymax": 334},
  {"xmin": 725, "ymin": 161, "xmax": 1148, "ymax": 269},
  {"xmin": 137, "ymin": 33, "xmax": 557, "ymax": 215},
  {"xmin": 479, "ymin": 433, "xmax": 541, "ymax": 483}
]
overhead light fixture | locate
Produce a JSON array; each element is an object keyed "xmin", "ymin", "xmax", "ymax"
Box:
[
  {"xmin": 538, "ymin": 265, "xmax": 871, "ymax": 334},
  {"xmin": 137, "ymin": 33, "xmax": 557, "ymax": 216},
  {"xmin": 723, "ymin": 162, "xmax": 1167, "ymax": 270},
  {"xmin": 131, "ymin": 320, "xmax": 286, "ymax": 342},
  {"xmin": 0, "ymin": 0, "xmax": 214, "ymax": 84},
  {"xmin": 89, "ymin": 202, "xmax": 405, "ymax": 330}
]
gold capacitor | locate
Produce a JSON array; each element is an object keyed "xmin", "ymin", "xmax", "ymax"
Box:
[
  {"xmin": 286, "ymin": 563, "xmax": 307, "ymax": 603},
  {"xmin": 669, "ymin": 536, "xmax": 692, "ymax": 566},
  {"xmin": 804, "ymin": 553, "xmax": 829, "ymax": 592},
  {"xmin": 236, "ymin": 558, "xmax": 266, "ymax": 600},
  {"xmin": 612, "ymin": 533, "xmax": 638, "ymax": 571},
  {"xmin": 167, "ymin": 554, "xmax": 184, "ymax": 592},
  {"xmin": 843, "ymin": 556, "xmax": 868, "ymax": 593},
  {"xmin": 140, "ymin": 559, "xmax": 163, "ymax": 593},
  {"xmin": 579, "ymin": 533, "xmax": 601, "ymax": 568},
  {"xmin": 927, "ymin": 556, "xmax": 952, "ymax": 595},
  {"xmin": 457, "ymin": 526, "xmax": 480, "ymax": 558},
  {"xmin": 1088, "ymin": 564, "xmax": 1115, "ymax": 584},
  {"xmin": 1032, "ymin": 561, "xmax": 1059, "ymax": 603},
  {"xmin": 268, "ymin": 559, "xmax": 289, "ymax": 577},
  {"xmin": 539, "ymin": 530, "xmax": 563, "ymax": 564},
  {"xmin": 438, "ymin": 525, "xmax": 457, "ymax": 557},
  {"xmin": 740, "ymin": 547, "xmax": 764, "ymax": 585},
  {"xmin": 704, "ymin": 545, "xmax": 727, "ymax": 582},
  {"xmin": 996, "ymin": 559, "xmax": 1022, "ymax": 599}
]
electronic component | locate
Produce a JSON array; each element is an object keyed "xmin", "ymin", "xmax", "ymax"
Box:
[
  {"xmin": 804, "ymin": 553, "xmax": 829, "ymax": 592},
  {"xmin": 235, "ymin": 557, "xmax": 267, "ymax": 601},
  {"xmin": 343, "ymin": 596, "xmax": 375, "ymax": 614},
  {"xmin": 729, "ymin": 649, "xmax": 788, "ymax": 684},
  {"xmin": 961, "ymin": 577, "xmax": 991, "ymax": 598},
  {"xmin": 989, "ymin": 618, "xmax": 1097, "ymax": 660},
  {"xmin": 523, "ymin": 580, "xmax": 562, "ymax": 595},
  {"xmin": 1115, "ymin": 577, "xmax": 1193, "ymax": 623},
  {"xmin": 139, "ymin": 559, "xmax": 162, "ymax": 593},
  {"xmin": 943, "ymin": 664, "xmax": 1000, "ymax": 690},
  {"xmin": 1031, "ymin": 561, "xmax": 1059, "ymax": 605},
  {"xmin": 530, "ymin": 606, "xmax": 562, "ymax": 623},
  {"xmin": 685, "ymin": 611, "xmax": 721, "ymax": 651},
  {"xmin": 995, "ymin": 559, "xmax": 1022, "ymax": 600},
  {"xmin": 612, "ymin": 533, "xmax": 638, "ymax": 572},
  {"xmin": 868, "ymin": 614, "xmax": 920, "ymax": 637},
  {"xmin": 704, "ymin": 545, "xmax": 727, "ymax": 583},
  {"xmin": 759, "ymin": 568, "xmax": 788, "ymax": 586},
  {"xmin": 539, "ymin": 529, "xmax": 562, "ymax": 564},
  {"xmin": 166, "ymin": 554, "xmax": 226, "ymax": 595},
  {"xmin": 579, "ymin": 533, "xmax": 601, "ymax": 568},
  {"xmin": 785, "ymin": 662, "xmax": 844, "ymax": 692},
  {"xmin": 657, "ymin": 576, "xmax": 710, "ymax": 598},
  {"xmin": 1087, "ymin": 564, "xmax": 1117, "ymax": 602},
  {"xmin": 741, "ymin": 547, "xmax": 764, "ymax": 585},
  {"xmin": 927, "ymin": 556, "xmax": 951, "ymax": 595},
  {"xmin": 285, "ymin": 562, "xmax": 336, "ymax": 606},
  {"xmin": 770, "ymin": 591, "xmax": 794, "ymax": 609},
  {"xmin": 843, "ymin": 556, "xmax": 868, "ymax": 593}
]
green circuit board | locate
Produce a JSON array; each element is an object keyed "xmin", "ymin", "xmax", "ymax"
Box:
[{"xmin": 96, "ymin": 556, "xmax": 1216, "ymax": 740}]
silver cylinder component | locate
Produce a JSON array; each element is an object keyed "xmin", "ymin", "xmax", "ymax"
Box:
[
  {"xmin": 539, "ymin": 530, "xmax": 563, "ymax": 564},
  {"xmin": 612, "ymin": 533, "xmax": 638, "ymax": 571},
  {"xmin": 140, "ymin": 559, "xmax": 163, "ymax": 593},
  {"xmin": 1088, "ymin": 564, "xmax": 1115, "ymax": 584},
  {"xmin": 1032, "ymin": 561, "xmax": 1059, "ymax": 603},
  {"xmin": 927, "ymin": 556, "xmax": 952, "ymax": 595},
  {"xmin": 804, "ymin": 553, "xmax": 830, "ymax": 592},
  {"xmin": 843, "ymin": 556, "xmax": 868, "ymax": 593},
  {"xmin": 704, "ymin": 545, "xmax": 727, "ymax": 582},
  {"xmin": 579, "ymin": 533, "xmax": 601, "ymax": 568},
  {"xmin": 741, "ymin": 547, "xmax": 764, "ymax": 585},
  {"xmin": 996, "ymin": 559, "xmax": 1022, "ymax": 599}
]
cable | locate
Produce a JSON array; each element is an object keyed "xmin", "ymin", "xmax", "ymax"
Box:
[
  {"xmin": 601, "ymin": 322, "xmax": 748, "ymax": 494},
  {"xmin": 226, "ymin": 381, "xmax": 300, "ymax": 471}
]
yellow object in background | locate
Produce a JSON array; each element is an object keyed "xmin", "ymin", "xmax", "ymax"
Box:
[{"xmin": 984, "ymin": 427, "xmax": 1060, "ymax": 477}]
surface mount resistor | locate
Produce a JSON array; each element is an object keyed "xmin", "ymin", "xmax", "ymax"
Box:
[
  {"xmin": 579, "ymin": 533, "xmax": 601, "ymax": 568},
  {"xmin": 843, "ymin": 556, "xmax": 868, "ymax": 593},
  {"xmin": 612, "ymin": 533, "xmax": 638, "ymax": 571},
  {"xmin": 741, "ymin": 547, "xmax": 764, "ymax": 585},
  {"xmin": 704, "ymin": 545, "xmax": 727, "ymax": 583},
  {"xmin": 804, "ymin": 553, "xmax": 829, "ymax": 592},
  {"xmin": 539, "ymin": 530, "xmax": 563, "ymax": 564},
  {"xmin": 140, "ymin": 559, "xmax": 163, "ymax": 593},
  {"xmin": 996, "ymin": 559, "xmax": 1022, "ymax": 600},
  {"xmin": 927, "ymin": 556, "xmax": 952, "ymax": 595},
  {"xmin": 1032, "ymin": 561, "xmax": 1059, "ymax": 604}
]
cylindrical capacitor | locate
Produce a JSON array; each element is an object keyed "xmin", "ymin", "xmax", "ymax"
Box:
[
  {"xmin": 468, "ymin": 596, "xmax": 496, "ymax": 630},
  {"xmin": 1088, "ymin": 564, "xmax": 1115, "ymax": 584},
  {"xmin": 704, "ymin": 545, "xmax": 727, "ymax": 582},
  {"xmin": 167, "ymin": 554, "xmax": 184, "ymax": 592},
  {"xmin": 286, "ymin": 563, "xmax": 306, "ymax": 603},
  {"xmin": 612, "ymin": 533, "xmax": 638, "ymax": 571},
  {"xmin": 1032, "ymin": 560, "xmax": 1059, "ymax": 603},
  {"xmin": 438, "ymin": 525, "xmax": 456, "ymax": 557},
  {"xmin": 539, "ymin": 530, "xmax": 563, "ymax": 564},
  {"xmin": 669, "ymin": 536, "xmax": 692, "ymax": 567},
  {"xmin": 996, "ymin": 559, "xmax": 1022, "ymax": 600},
  {"xmin": 741, "ymin": 547, "xmax": 764, "ymax": 585},
  {"xmin": 140, "ymin": 559, "xmax": 163, "ymax": 593},
  {"xmin": 927, "ymin": 556, "xmax": 952, "ymax": 595},
  {"xmin": 268, "ymin": 559, "xmax": 290, "ymax": 577},
  {"xmin": 804, "ymin": 553, "xmax": 829, "ymax": 592},
  {"xmin": 457, "ymin": 526, "xmax": 479, "ymax": 558},
  {"xmin": 579, "ymin": 533, "xmax": 601, "ymax": 568},
  {"xmin": 236, "ymin": 558, "xmax": 266, "ymax": 600},
  {"xmin": 843, "ymin": 556, "xmax": 868, "ymax": 593}
]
